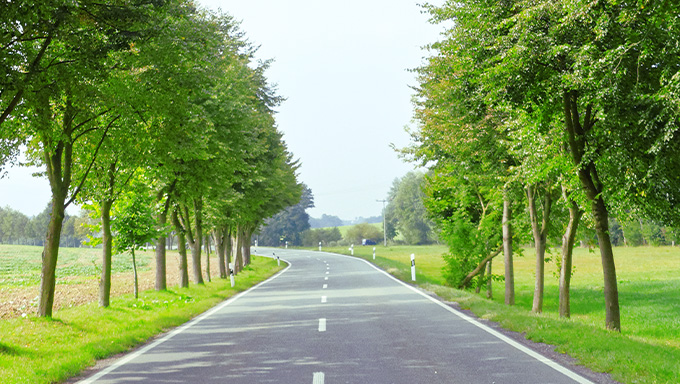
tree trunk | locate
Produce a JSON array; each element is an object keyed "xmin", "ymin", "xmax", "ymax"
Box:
[
  {"xmin": 155, "ymin": 194, "xmax": 171, "ymax": 291},
  {"xmin": 214, "ymin": 228, "xmax": 227, "ymax": 279},
  {"xmin": 99, "ymin": 198, "xmax": 114, "ymax": 307},
  {"xmin": 475, "ymin": 261, "xmax": 485, "ymax": 294},
  {"xmin": 502, "ymin": 195, "xmax": 515, "ymax": 306},
  {"xmin": 38, "ymin": 88, "xmax": 70, "ymax": 318},
  {"xmin": 242, "ymin": 226, "xmax": 252, "ymax": 267},
  {"xmin": 591, "ymin": 193, "xmax": 620, "ymax": 331},
  {"xmin": 458, "ymin": 246, "xmax": 503, "ymax": 289},
  {"xmin": 559, "ymin": 191, "xmax": 582, "ymax": 318},
  {"xmin": 563, "ymin": 90, "xmax": 620, "ymax": 331},
  {"xmin": 132, "ymin": 249, "xmax": 139, "ymax": 299},
  {"xmin": 225, "ymin": 228, "xmax": 232, "ymax": 272},
  {"xmin": 204, "ymin": 235, "xmax": 211, "ymax": 283},
  {"xmin": 486, "ymin": 260, "xmax": 493, "ymax": 299},
  {"xmin": 232, "ymin": 228, "xmax": 243, "ymax": 274},
  {"xmin": 527, "ymin": 184, "xmax": 554, "ymax": 313},
  {"xmin": 38, "ymin": 190, "xmax": 67, "ymax": 317},
  {"xmin": 172, "ymin": 209, "xmax": 189, "ymax": 288},
  {"xmin": 182, "ymin": 200, "xmax": 204, "ymax": 285}
]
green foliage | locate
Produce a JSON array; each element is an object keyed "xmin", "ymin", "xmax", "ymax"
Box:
[
  {"xmin": 344, "ymin": 223, "xmax": 383, "ymax": 245},
  {"xmin": 112, "ymin": 183, "xmax": 159, "ymax": 255},
  {"xmin": 257, "ymin": 185, "xmax": 313, "ymax": 246},
  {"xmin": 301, "ymin": 227, "xmax": 342, "ymax": 247},
  {"xmin": 386, "ymin": 171, "xmax": 436, "ymax": 245}
]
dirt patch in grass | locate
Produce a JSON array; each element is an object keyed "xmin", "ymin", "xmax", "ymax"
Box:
[{"xmin": 0, "ymin": 251, "xmax": 223, "ymax": 319}]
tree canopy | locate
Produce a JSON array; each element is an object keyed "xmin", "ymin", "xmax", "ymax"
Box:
[{"xmin": 0, "ymin": 0, "xmax": 303, "ymax": 317}]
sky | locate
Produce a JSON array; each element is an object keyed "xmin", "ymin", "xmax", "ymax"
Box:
[{"xmin": 0, "ymin": 0, "xmax": 444, "ymax": 220}]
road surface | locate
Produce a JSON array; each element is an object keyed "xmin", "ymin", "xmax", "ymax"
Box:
[{"xmin": 77, "ymin": 247, "xmax": 604, "ymax": 384}]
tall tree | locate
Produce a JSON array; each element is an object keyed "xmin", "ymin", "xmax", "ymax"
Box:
[{"xmin": 386, "ymin": 172, "xmax": 435, "ymax": 245}]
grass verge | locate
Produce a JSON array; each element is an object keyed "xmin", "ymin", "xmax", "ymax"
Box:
[
  {"xmin": 313, "ymin": 245, "xmax": 680, "ymax": 384},
  {"xmin": 0, "ymin": 256, "xmax": 284, "ymax": 384}
]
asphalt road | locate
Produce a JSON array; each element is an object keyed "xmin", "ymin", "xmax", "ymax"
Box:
[{"xmin": 77, "ymin": 247, "xmax": 600, "ymax": 384}]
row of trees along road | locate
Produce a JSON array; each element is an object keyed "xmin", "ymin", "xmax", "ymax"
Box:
[
  {"xmin": 406, "ymin": 1, "xmax": 680, "ymax": 331},
  {"xmin": 0, "ymin": 1, "xmax": 302, "ymax": 317}
]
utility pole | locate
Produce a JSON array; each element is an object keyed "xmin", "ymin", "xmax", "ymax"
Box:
[{"xmin": 376, "ymin": 199, "xmax": 388, "ymax": 246}]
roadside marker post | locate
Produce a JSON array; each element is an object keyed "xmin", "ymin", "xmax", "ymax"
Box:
[
  {"xmin": 350, "ymin": 244, "xmax": 354, "ymax": 256},
  {"xmin": 229, "ymin": 262, "xmax": 235, "ymax": 287},
  {"xmin": 285, "ymin": 241, "xmax": 288, "ymax": 249},
  {"xmin": 373, "ymin": 247, "xmax": 376, "ymax": 260},
  {"xmin": 319, "ymin": 242, "xmax": 322, "ymax": 251},
  {"xmin": 411, "ymin": 253, "xmax": 416, "ymax": 281},
  {"xmin": 275, "ymin": 253, "xmax": 280, "ymax": 266}
]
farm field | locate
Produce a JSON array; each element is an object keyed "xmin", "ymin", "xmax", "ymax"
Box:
[
  {"xmin": 315, "ymin": 244, "xmax": 680, "ymax": 383},
  {"xmin": 0, "ymin": 244, "xmax": 283, "ymax": 384},
  {"xmin": 0, "ymin": 245, "xmax": 224, "ymax": 319}
]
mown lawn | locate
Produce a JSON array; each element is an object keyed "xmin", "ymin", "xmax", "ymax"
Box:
[{"xmin": 314, "ymin": 244, "xmax": 680, "ymax": 384}]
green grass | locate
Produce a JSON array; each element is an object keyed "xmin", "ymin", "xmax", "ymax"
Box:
[
  {"xmin": 312, "ymin": 244, "xmax": 680, "ymax": 384},
  {"xmin": 328, "ymin": 222, "xmax": 383, "ymax": 238},
  {"xmin": 320, "ymin": 244, "xmax": 448, "ymax": 285},
  {"xmin": 0, "ymin": 255, "xmax": 284, "ymax": 384}
]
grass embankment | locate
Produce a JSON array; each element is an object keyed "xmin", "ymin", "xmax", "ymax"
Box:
[
  {"xmin": 0, "ymin": 252, "xmax": 284, "ymax": 384},
  {"xmin": 317, "ymin": 244, "xmax": 680, "ymax": 384}
]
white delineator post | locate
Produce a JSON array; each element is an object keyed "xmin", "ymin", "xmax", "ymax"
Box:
[
  {"xmin": 373, "ymin": 247, "xmax": 376, "ymax": 260},
  {"xmin": 319, "ymin": 242, "xmax": 322, "ymax": 251},
  {"xmin": 285, "ymin": 241, "xmax": 288, "ymax": 249},
  {"xmin": 350, "ymin": 244, "xmax": 354, "ymax": 256},
  {"xmin": 276, "ymin": 254, "xmax": 280, "ymax": 266},
  {"xmin": 411, "ymin": 253, "xmax": 416, "ymax": 281},
  {"xmin": 229, "ymin": 262, "xmax": 235, "ymax": 287}
]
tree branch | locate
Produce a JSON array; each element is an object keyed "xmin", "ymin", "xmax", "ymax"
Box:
[
  {"xmin": 458, "ymin": 246, "xmax": 503, "ymax": 289},
  {"xmin": 64, "ymin": 115, "xmax": 118, "ymax": 208}
]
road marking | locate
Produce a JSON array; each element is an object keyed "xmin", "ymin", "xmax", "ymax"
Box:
[
  {"xmin": 341, "ymin": 254, "xmax": 595, "ymax": 384},
  {"xmin": 325, "ymin": 271, "xmax": 329, "ymax": 274},
  {"xmin": 322, "ymin": 284, "xmax": 327, "ymax": 289},
  {"xmin": 77, "ymin": 256, "xmax": 293, "ymax": 384},
  {"xmin": 324, "ymin": 276, "xmax": 328, "ymax": 280},
  {"xmin": 321, "ymin": 296, "xmax": 327, "ymax": 303},
  {"xmin": 313, "ymin": 372, "xmax": 325, "ymax": 384},
  {"xmin": 318, "ymin": 318, "xmax": 326, "ymax": 332}
]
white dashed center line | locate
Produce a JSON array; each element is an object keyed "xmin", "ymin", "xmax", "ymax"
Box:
[
  {"xmin": 321, "ymin": 296, "xmax": 327, "ymax": 303},
  {"xmin": 313, "ymin": 372, "xmax": 325, "ymax": 384},
  {"xmin": 318, "ymin": 318, "xmax": 326, "ymax": 332},
  {"xmin": 323, "ymin": 284, "xmax": 327, "ymax": 289}
]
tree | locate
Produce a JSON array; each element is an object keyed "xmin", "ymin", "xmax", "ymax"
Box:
[
  {"xmin": 258, "ymin": 185, "xmax": 313, "ymax": 246},
  {"xmin": 344, "ymin": 223, "xmax": 382, "ymax": 246},
  {"xmin": 386, "ymin": 172, "xmax": 435, "ymax": 245},
  {"xmin": 302, "ymin": 227, "xmax": 342, "ymax": 247},
  {"xmin": 309, "ymin": 214, "xmax": 344, "ymax": 229},
  {"xmin": 3, "ymin": 0, "xmax": 168, "ymax": 318},
  {"xmin": 112, "ymin": 181, "xmax": 159, "ymax": 299}
]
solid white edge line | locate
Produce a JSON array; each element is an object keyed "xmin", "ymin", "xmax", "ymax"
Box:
[
  {"xmin": 78, "ymin": 256, "xmax": 293, "ymax": 384},
  {"xmin": 325, "ymin": 252, "xmax": 595, "ymax": 384}
]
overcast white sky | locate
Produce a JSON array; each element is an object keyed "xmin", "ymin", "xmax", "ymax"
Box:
[{"xmin": 0, "ymin": 0, "xmax": 443, "ymax": 220}]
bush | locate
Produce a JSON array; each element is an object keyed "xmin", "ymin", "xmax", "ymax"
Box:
[
  {"xmin": 301, "ymin": 227, "xmax": 342, "ymax": 247},
  {"xmin": 344, "ymin": 223, "xmax": 382, "ymax": 245}
]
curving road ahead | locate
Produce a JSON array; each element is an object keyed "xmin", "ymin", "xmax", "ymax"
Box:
[{"xmin": 77, "ymin": 247, "xmax": 605, "ymax": 384}]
